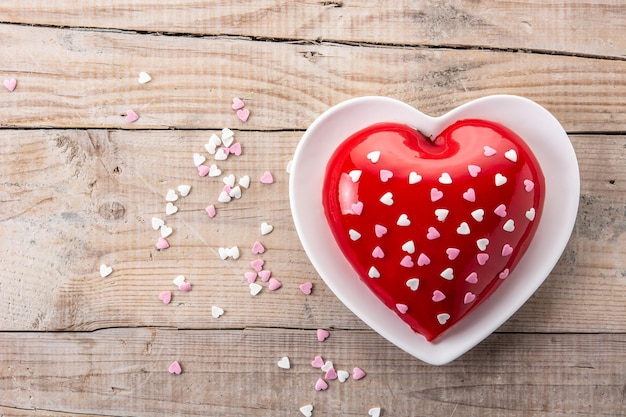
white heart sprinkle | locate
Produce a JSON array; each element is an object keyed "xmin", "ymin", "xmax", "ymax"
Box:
[
  {"xmin": 212, "ymin": 306, "xmax": 224, "ymax": 318},
  {"xmin": 218, "ymin": 248, "xmax": 229, "ymax": 260},
  {"xmin": 165, "ymin": 189, "xmax": 179, "ymax": 202},
  {"xmin": 137, "ymin": 71, "xmax": 152, "ymax": 84},
  {"xmin": 205, "ymin": 134, "xmax": 222, "ymax": 154},
  {"xmin": 215, "ymin": 148, "xmax": 228, "ymax": 161},
  {"xmin": 437, "ymin": 313, "xmax": 451, "ymax": 324},
  {"xmin": 238, "ymin": 175, "xmax": 251, "ymax": 189},
  {"xmin": 173, "ymin": 275, "xmax": 186, "ymax": 286},
  {"xmin": 456, "ymin": 222, "xmax": 470, "ymax": 235},
  {"xmin": 229, "ymin": 246, "xmax": 240, "ymax": 260},
  {"xmin": 261, "ymin": 222, "xmax": 274, "ymax": 235},
  {"xmin": 165, "ymin": 202, "xmax": 178, "ymax": 215},
  {"xmin": 223, "ymin": 174, "xmax": 236, "ymax": 188},
  {"xmin": 438, "ymin": 172, "xmax": 452, "ymax": 184},
  {"xmin": 471, "ymin": 209, "xmax": 485, "ymax": 222},
  {"xmin": 321, "ymin": 361, "xmax": 334, "ymax": 372},
  {"xmin": 368, "ymin": 266, "xmax": 380, "ymax": 278},
  {"xmin": 177, "ymin": 184, "xmax": 191, "ymax": 197},
  {"xmin": 434, "ymin": 208, "xmax": 449, "ymax": 221},
  {"xmin": 406, "ymin": 278, "xmax": 420, "ymax": 291},
  {"xmin": 505, "ymin": 149, "xmax": 518, "ymax": 162},
  {"xmin": 229, "ymin": 186, "xmax": 242, "ymax": 199},
  {"xmin": 366, "ymin": 150, "xmax": 381, "ymax": 163},
  {"xmin": 349, "ymin": 170, "xmax": 362, "ymax": 182},
  {"xmin": 503, "ymin": 219, "xmax": 515, "ymax": 232},
  {"xmin": 337, "ymin": 370, "xmax": 349, "ymax": 383},
  {"xmin": 193, "ymin": 153, "xmax": 206, "ymax": 167},
  {"xmin": 440, "ymin": 268, "xmax": 454, "ymax": 280},
  {"xmin": 249, "ymin": 282, "xmax": 263, "ymax": 296},
  {"xmin": 208, "ymin": 164, "xmax": 222, "ymax": 177},
  {"xmin": 221, "ymin": 129, "xmax": 235, "ymax": 147},
  {"xmin": 397, "ymin": 214, "xmax": 410, "ymax": 226},
  {"xmin": 218, "ymin": 191, "xmax": 232, "ymax": 203},
  {"xmin": 160, "ymin": 225, "xmax": 173, "ymax": 238},
  {"xmin": 277, "ymin": 356, "xmax": 291, "ymax": 369},
  {"xmin": 379, "ymin": 191, "xmax": 394, "ymax": 206},
  {"xmin": 409, "ymin": 171, "xmax": 422, "ymax": 184},
  {"xmin": 99, "ymin": 264, "xmax": 113, "ymax": 278},
  {"xmin": 495, "ymin": 173, "xmax": 508, "ymax": 186},
  {"xmin": 368, "ymin": 407, "xmax": 382, "ymax": 417},
  {"xmin": 526, "ymin": 207, "xmax": 536, "ymax": 221},
  {"xmin": 151, "ymin": 217, "xmax": 165, "ymax": 230},
  {"xmin": 401, "ymin": 240, "xmax": 415, "ymax": 254},
  {"xmin": 476, "ymin": 238, "xmax": 489, "ymax": 251},
  {"xmin": 300, "ymin": 404, "xmax": 314, "ymax": 417},
  {"xmin": 349, "ymin": 229, "xmax": 361, "ymax": 241}
]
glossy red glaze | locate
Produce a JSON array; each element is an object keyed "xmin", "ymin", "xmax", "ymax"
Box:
[{"xmin": 323, "ymin": 120, "xmax": 545, "ymax": 341}]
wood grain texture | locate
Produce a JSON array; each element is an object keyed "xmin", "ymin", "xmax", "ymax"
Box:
[
  {"xmin": 1, "ymin": 328, "xmax": 625, "ymax": 417},
  {"xmin": 0, "ymin": 130, "xmax": 624, "ymax": 333},
  {"xmin": 0, "ymin": 24, "xmax": 625, "ymax": 131},
  {"xmin": 0, "ymin": 0, "xmax": 624, "ymax": 57}
]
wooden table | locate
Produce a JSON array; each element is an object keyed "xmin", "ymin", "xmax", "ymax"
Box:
[{"xmin": 1, "ymin": 2, "xmax": 624, "ymax": 416}]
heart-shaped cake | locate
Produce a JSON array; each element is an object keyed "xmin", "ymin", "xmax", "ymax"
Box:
[
  {"xmin": 290, "ymin": 96, "xmax": 578, "ymax": 364},
  {"xmin": 322, "ymin": 120, "xmax": 544, "ymax": 341}
]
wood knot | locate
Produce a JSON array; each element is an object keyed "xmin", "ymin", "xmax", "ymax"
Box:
[{"xmin": 98, "ymin": 201, "xmax": 126, "ymax": 220}]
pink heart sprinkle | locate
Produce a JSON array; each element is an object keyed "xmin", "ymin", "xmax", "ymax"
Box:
[
  {"xmin": 251, "ymin": 259, "xmax": 264, "ymax": 272},
  {"xmin": 251, "ymin": 241, "xmax": 265, "ymax": 254},
  {"xmin": 396, "ymin": 303, "xmax": 408, "ymax": 314},
  {"xmin": 417, "ymin": 253, "xmax": 430, "ymax": 266},
  {"xmin": 125, "ymin": 109, "xmax": 139, "ymax": 123},
  {"xmin": 351, "ymin": 201, "xmax": 363, "ymax": 215},
  {"xmin": 465, "ymin": 272, "xmax": 478, "ymax": 284},
  {"xmin": 372, "ymin": 246, "xmax": 385, "ymax": 258},
  {"xmin": 352, "ymin": 367, "xmax": 366, "ymax": 380},
  {"xmin": 258, "ymin": 270, "xmax": 271, "ymax": 282},
  {"xmin": 446, "ymin": 248, "xmax": 460, "ymax": 260},
  {"xmin": 205, "ymin": 204, "xmax": 216, "ymax": 218},
  {"xmin": 4, "ymin": 78, "xmax": 17, "ymax": 92},
  {"xmin": 432, "ymin": 290, "xmax": 446, "ymax": 302},
  {"xmin": 178, "ymin": 282, "xmax": 192, "ymax": 292},
  {"xmin": 198, "ymin": 165, "xmax": 210, "ymax": 177},
  {"xmin": 463, "ymin": 188, "xmax": 476, "ymax": 202},
  {"xmin": 159, "ymin": 291, "xmax": 172, "ymax": 304},
  {"xmin": 231, "ymin": 97, "xmax": 245, "ymax": 110},
  {"xmin": 229, "ymin": 142, "xmax": 242, "ymax": 156},
  {"xmin": 156, "ymin": 237, "xmax": 170, "ymax": 250},
  {"xmin": 315, "ymin": 378, "xmax": 328, "ymax": 391},
  {"xmin": 374, "ymin": 224, "xmax": 387, "ymax": 238},
  {"xmin": 311, "ymin": 355, "xmax": 324, "ymax": 368},
  {"xmin": 268, "ymin": 278, "xmax": 282, "ymax": 291},
  {"xmin": 494, "ymin": 204, "xmax": 507, "ymax": 217},
  {"xmin": 168, "ymin": 361, "xmax": 182, "ymax": 375},
  {"xmin": 499, "ymin": 268, "xmax": 510, "ymax": 279},
  {"xmin": 430, "ymin": 188, "xmax": 443, "ymax": 202},
  {"xmin": 400, "ymin": 255, "xmax": 414, "ymax": 268},
  {"xmin": 477, "ymin": 253, "xmax": 490, "ymax": 265},
  {"xmin": 502, "ymin": 244, "xmax": 513, "ymax": 256},
  {"xmin": 524, "ymin": 179, "xmax": 535, "ymax": 192},
  {"xmin": 464, "ymin": 292, "xmax": 476, "ymax": 304},
  {"xmin": 260, "ymin": 171, "xmax": 274, "ymax": 184},
  {"xmin": 468, "ymin": 164, "xmax": 481, "ymax": 177},
  {"xmin": 244, "ymin": 271, "xmax": 258, "ymax": 283},
  {"xmin": 299, "ymin": 282, "xmax": 313, "ymax": 295},
  {"xmin": 317, "ymin": 329, "xmax": 330, "ymax": 342},
  {"xmin": 484, "ymin": 145, "xmax": 496, "ymax": 156},
  {"xmin": 325, "ymin": 368, "xmax": 338, "ymax": 380},
  {"xmin": 236, "ymin": 108, "xmax": 250, "ymax": 122},
  {"xmin": 426, "ymin": 227, "xmax": 440, "ymax": 240},
  {"xmin": 379, "ymin": 169, "xmax": 393, "ymax": 182}
]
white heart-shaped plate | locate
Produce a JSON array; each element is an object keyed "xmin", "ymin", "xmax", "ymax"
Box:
[{"xmin": 289, "ymin": 96, "xmax": 579, "ymax": 365}]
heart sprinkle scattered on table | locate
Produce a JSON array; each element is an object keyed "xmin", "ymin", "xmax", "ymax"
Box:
[
  {"xmin": 260, "ymin": 171, "xmax": 274, "ymax": 184},
  {"xmin": 352, "ymin": 367, "xmax": 366, "ymax": 380},
  {"xmin": 299, "ymin": 282, "xmax": 313, "ymax": 295},
  {"xmin": 168, "ymin": 361, "xmax": 182, "ymax": 375},
  {"xmin": 249, "ymin": 282, "xmax": 263, "ymax": 296},
  {"xmin": 299, "ymin": 404, "xmax": 313, "ymax": 417},
  {"xmin": 260, "ymin": 221, "xmax": 274, "ymax": 235},
  {"xmin": 316, "ymin": 329, "xmax": 329, "ymax": 342},
  {"xmin": 99, "ymin": 264, "xmax": 113, "ymax": 278},
  {"xmin": 212, "ymin": 306, "xmax": 224, "ymax": 318},
  {"xmin": 337, "ymin": 370, "xmax": 349, "ymax": 383},
  {"xmin": 236, "ymin": 108, "xmax": 250, "ymax": 122},
  {"xmin": 251, "ymin": 241, "xmax": 266, "ymax": 254},
  {"xmin": 156, "ymin": 237, "xmax": 170, "ymax": 250},
  {"xmin": 314, "ymin": 378, "xmax": 328, "ymax": 391},
  {"xmin": 178, "ymin": 282, "xmax": 192, "ymax": 292},
  {"xmin": 277, "ymin": 356, "xmax": 291, "ymax": 369},
  {"xmin": 4, "ymin": 78, "xmax": 17, "ymax": 92},
  {"xmin": 311, "ymin": 355, "xmax": 324, "ymax": 368},
  {"xmin": 368, "ymin": 407, "xmax": 382, "ymax": 417},
  {"xmin": 125, "ymin": 109, "xmax": 139, "ymax": 123},
  {"xmin": 137, "ymin": 71, "xmax": 152, "ymax": 84},
  {"xmin": 159, "ymin": 291, "xmax": 172, "ymax": 304}
]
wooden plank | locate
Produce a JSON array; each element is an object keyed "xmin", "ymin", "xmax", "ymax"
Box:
[
  {"xmin": 0, "ymin": 24, "xmax": 625, "ymax": 132},
  {"xmin": 0, "ymin": 328, "xmax": 624, "ymax": 416},
  {"xmin": 0, "ymin": 129, "xmax": 624, "ymax": 333},
  {"xmin": 0, "ymin": 1, "xmax": 624, "ymax": 58}
]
